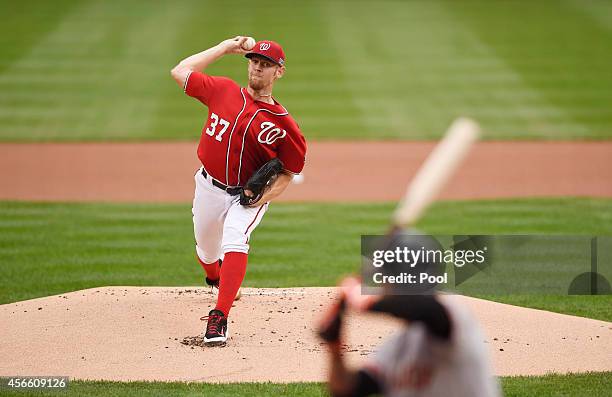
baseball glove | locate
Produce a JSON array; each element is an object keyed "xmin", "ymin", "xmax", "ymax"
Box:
[{"xmin": 240, "ymin": 158, "xmax": 284, "ymax": 206}]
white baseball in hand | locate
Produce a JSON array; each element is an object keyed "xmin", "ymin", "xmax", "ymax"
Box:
[{"xmin": 242, "ymin": 37, "xmax": 256, "ymax": 51}]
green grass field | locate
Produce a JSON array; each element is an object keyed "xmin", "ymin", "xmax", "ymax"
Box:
[
  {"xmin": 2, "ymin": 373, "xmax": 612, "ymax": 396},
  {"xmin": 1, "ymin": 0, "xmax": 611, "ymax": 141},
  {"xmin": 2, "ymin": 1, "xmax": 610, "ymax": 394},
  {"xmin": 1, "ymin": 198, "xmax": 611, "ymax": 321}
]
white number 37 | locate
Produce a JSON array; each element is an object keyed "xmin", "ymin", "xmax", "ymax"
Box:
[{"xmin": 205, "ymin": 113, "xmax": 230, "ymax": 142}]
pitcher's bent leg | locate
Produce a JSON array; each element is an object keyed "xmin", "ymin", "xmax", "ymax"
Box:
[
  {"xmin": 215, "ymin": 201, "xmax": 269, "ymax": 315},
  {"xmin": 192, "ymin": 169, "xmax": 229, "ymax": 280}
]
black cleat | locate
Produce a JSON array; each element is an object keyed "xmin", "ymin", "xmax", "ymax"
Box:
[{"xmin": 202, "ymin": 309, "xmax": 229, "ymax": 345}]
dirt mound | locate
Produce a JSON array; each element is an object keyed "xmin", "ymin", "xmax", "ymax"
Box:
[{"xmin": 0, "ymin": 287, "xmax": 610, "ymax": 382}]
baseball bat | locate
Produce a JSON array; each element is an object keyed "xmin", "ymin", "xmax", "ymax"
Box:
[
  {"xmin": 392, "ymin": 117, "xmax": 480, "ymax": 228},
  {"xmin": 320, "ymin": 118, "xmax": 480, "ymax": 332}
]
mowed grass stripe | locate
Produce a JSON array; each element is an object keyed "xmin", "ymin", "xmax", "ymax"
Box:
[
  {"xmin": 446, "ymin": 0, "xmax": 612, "ymax": 139},
  {"xmin": 1, "ymin": 1, "xmax": 611, "ymax": 141},
  {"xmin": 570, "ymin": 0, "xmax": 612, "ymax": 31},
  {"xmin": 0, "ymin": 0, "xmax": 194, "ymax": 141},
  {"xmin": 324, "ymin": 1, "xmax": 587, "ymax": 139},
  {"xmin": 1, "ymin": 373, "xmax": 611, "ymax": 396},
  {"xmin": 1, "ymin": 198, "xmax": 611, "ymax": 322},
  {"xmin": 0, "ymin": 0, "xmax": 80, "ymax": 74}
]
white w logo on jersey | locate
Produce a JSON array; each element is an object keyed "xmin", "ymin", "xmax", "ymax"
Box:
[{"xmin": 258, "ymin": 121, "xmax": 286, "ymax": 144}]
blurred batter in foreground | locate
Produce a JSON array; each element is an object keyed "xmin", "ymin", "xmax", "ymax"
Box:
[{"xmin": 318, "ymin": 276, "xmax": 501, "ymax": 397}]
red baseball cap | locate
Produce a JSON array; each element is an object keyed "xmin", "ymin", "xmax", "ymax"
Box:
[{"xmin": 245, "ymin": 40, "xmax": 286, "ymax": 66}]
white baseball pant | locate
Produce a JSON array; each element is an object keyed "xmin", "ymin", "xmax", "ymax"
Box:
[{"xmin": 192, "ymin": 167, "xmax": 269, "ymax": 264}]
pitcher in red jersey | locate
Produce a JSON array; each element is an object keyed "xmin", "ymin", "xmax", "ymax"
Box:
[{"xmin": 171, "ymin": 36, "xmax": 307, "ymax": 345}]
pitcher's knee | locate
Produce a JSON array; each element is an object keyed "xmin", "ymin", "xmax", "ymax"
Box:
[
  {"xmin": 196, "ymin": 245, "xmax": 220, "ymax": 264},
  {"xmin": 222, "ymin": 242, "xmax": 249, "ymax": 255}
]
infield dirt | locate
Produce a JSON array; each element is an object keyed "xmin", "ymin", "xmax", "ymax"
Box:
[{"xmin": 1, "ymin": 141, "xmax": 611, "ymax": 202}]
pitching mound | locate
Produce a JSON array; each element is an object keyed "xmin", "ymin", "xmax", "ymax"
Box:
[{"xmin": 0, "ymin": 287, "xmax": 610, "ymax": 382}]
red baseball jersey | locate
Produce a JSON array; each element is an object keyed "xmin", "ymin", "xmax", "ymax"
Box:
[{"xmin": 184, "ymin": 71, "xmax": 307, "ymax": 186}]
